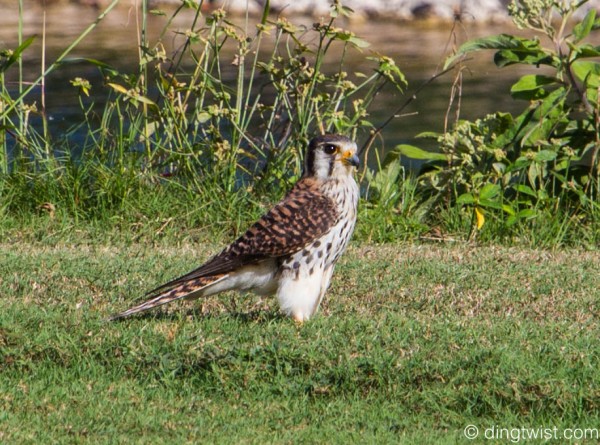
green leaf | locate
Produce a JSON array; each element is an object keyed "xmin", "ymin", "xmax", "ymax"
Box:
[
  {"xmin": 381, "ymin": 149, "xmax": 400, "ymax": 167},
  {"xmin": 534, "ymin": 87, "xmax": 567, "ymax": 118},
  {"xmin": 62, "ymin": 57, "xmax": 121, "ymax": 77},
  {"xmin": 331, "ymin": 4, "xmax": 354, "ymax": 18},
  {"xmin": 341, "ymin": 5, "xmax": 355, "ymax": 16},
  {"xmin": 510, "ymin": 75, "xmax": 557, "ymax": 100},
  {"xmin": 569, "ymin": 43, "xmax": 600, "ymax": 60},
  {"xmin": 516, "ymin": 209, "xmax": 537, "ymax": 219},
  {"xmin": 333, "ymin": 31, "xmax": 370, "ymax": 49},
  {"xmin": 394, "ymin": 144, "xmax": 447, "ymax": 161},
  {"xmin": 196, "ymin": 112, "xmax": 211, "ymax": 124},
  {"xmin": 518, "ymin": 88, "xmax": 568, "ymax": 146},
  {"xmin": 479, "ymin": 183, "xmax": 500, "ymax": 201},
  {"xmin": 492, "ymin": 162, "xmax": 506, "ymax": 175},
  {"xmin": 573, "ymin": 9, "xmax": 596, "ymax": 43},
  {"xmin": 415, "ymin": 131, "xmax": 442, "ymax": 139},
  {"xmin": 494, "ymin": 49, "xmax": 554, "ymax": 68},
  {"xmin": 511, "ymin": 74, "xmax": 557, "ymax": 93},
  {"xmin": 348, "ymin": 36, "xmax": 370, "ymax": 48},
  {"xmin": 586, "ymin": 85, "xmax": 598, "ymax": 102},
  {"xmin": 501, "ymin": 204, "xmax": 516, "ymax": 216},
  {"xmin": 506, "ymin": 208, "xmax": 537, "ymax": 226},
  {"xmin": 534, "ymin": 150, "xmax": 557, "ymax": 162},
  {"xmin": 572, "ymin": 60, "xmax": 600, "ymax": 87},
  {"xmin": 479, "ymin": 198, "xmax": 503, "ymax": 210},
  {"xmin": 445, "ymin": 34, "xmax": 533, "ymax": 69},
  {"xmin": 445, "ymin": 34, "xmax": 552, "ymax": 69},
  {"xmin": 464, "ymin": 34, "xmax": 518, "ymax": 50},
  {"xmin": 456, "ymin": 193, "xmax": 475, "ymax": 205},
  {"xmin": 553, "ymin": 159, "xmax": 570, "ymax": 171},
  {"xmin": 528, "ymin": 162, "xmax": 541, "ymax": 187},
  {"xmin": 515, "ymin": 184, "xmax": 537, "ymax": 197},
  {"xmin": 0, "ymin": 35, "xmax": 35, "ymax": 73}
]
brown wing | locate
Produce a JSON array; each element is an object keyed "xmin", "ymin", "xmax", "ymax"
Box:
[{"xmin": 145, "ymin": 178, "xmax": 338, "ymax": 295}]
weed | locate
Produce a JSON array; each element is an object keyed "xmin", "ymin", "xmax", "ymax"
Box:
[
  {"xmin": 0, "ymin": 0, "xmax": 405, "ymax": 232},
  {"xmin": 391, "ymin": 0, "xmax": 600, "ymax": 245}
]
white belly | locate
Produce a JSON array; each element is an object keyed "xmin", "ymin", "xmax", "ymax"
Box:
[{"xmin": 277, "ymin": 266, "xmax": 326, "ymax": 321}]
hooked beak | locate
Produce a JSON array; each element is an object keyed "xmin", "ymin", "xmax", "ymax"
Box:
[{"xmin": 342, "ymin": 152, "xmax": 360, "ymax": 168}]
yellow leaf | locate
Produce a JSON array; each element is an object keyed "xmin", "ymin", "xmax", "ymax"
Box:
[
  {"xmin": 475, "ymin": 207, "xmax": 485, "ymax": 230},
  {"xmin": 107, "ymin": 83, "xmax": 129, "ymax": 94},
  {"xmin": 135, "ymin": 95, "xmax": 157, "ymax": 107}
]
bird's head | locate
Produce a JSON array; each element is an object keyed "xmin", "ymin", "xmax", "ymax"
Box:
[{"xmin": 304, "ymin": 134, "xmax": 360, "ymax": 180}]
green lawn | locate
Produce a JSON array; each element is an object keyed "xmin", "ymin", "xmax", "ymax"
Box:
[{"xmin": 1, "ymin": 241, "xmax": 599, "ymax": 444}]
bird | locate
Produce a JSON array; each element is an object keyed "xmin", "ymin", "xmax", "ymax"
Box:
[{"xmin": 109, "ymin": 134, "xmax": 360, "ymax": 322}]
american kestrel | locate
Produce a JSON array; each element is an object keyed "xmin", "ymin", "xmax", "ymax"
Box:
[{"xmin": 109, "ymin": 134, "xmax": 360, "ymax": 322}]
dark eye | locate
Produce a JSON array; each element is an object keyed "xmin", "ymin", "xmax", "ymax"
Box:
[{"xmin": 323, "ymin": 144, "xmax": 337, "ymax": 155}]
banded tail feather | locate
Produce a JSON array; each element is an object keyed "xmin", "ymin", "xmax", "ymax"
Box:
[{"xmin": 108, "ymin": 274, "xmax": 228, "ymax": 321}]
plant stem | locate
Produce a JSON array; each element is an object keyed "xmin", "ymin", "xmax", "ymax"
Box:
[{"xmin": 0, "ymin": 0, "xmax": 120, "ymax": 120}]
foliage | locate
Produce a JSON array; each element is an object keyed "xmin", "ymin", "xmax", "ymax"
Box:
[
  {"xmin": 0, "ymin": 0, "xmax": 405, "ymax": 225},
  {"xmin": 359, "ymin": 152, "xmax": 429, "ymax": 242},
  {"xmin": 395, "ymin": 0, "xmax": 600, "ymax": 244}
]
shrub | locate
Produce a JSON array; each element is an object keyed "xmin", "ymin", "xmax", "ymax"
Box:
[{"xmin": 395, "ymin": 0, "xmax": 600, "ymax": 244}]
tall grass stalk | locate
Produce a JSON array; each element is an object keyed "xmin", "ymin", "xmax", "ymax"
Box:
[
  {"xmin": 0, "ymin": 1, "xmax": 405, "ymax": 229},
  {"xmin": 1, "ymin": 0, "xmax": 120, "ymax": 120}
]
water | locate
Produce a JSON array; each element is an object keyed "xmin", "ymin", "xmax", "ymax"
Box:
[{"xmin": 0, "ymin": 3, "xmax": 543, "ymax": 166}]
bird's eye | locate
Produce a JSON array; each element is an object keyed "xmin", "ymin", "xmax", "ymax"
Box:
[{"xmin": 323, "ymin": 144, "xmax": 337, "ymax": 155}]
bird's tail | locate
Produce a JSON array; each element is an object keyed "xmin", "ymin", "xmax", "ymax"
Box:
[{"xmin": 107, "ymin": 274, "xmax": 228, "ymax": 321}]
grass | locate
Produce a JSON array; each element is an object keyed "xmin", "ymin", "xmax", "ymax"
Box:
[
  {"xmin": 1, "ymin": 3, "xmax": 600, "ymax": 440},
  {"xmin": 2, "ymin": 237, "xmax": 599, "ymax": 443}
]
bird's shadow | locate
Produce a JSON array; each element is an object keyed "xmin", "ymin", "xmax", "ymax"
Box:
[{"xmin": 108, "ymin": 307, "xmax": 285, "ymax": 324}]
